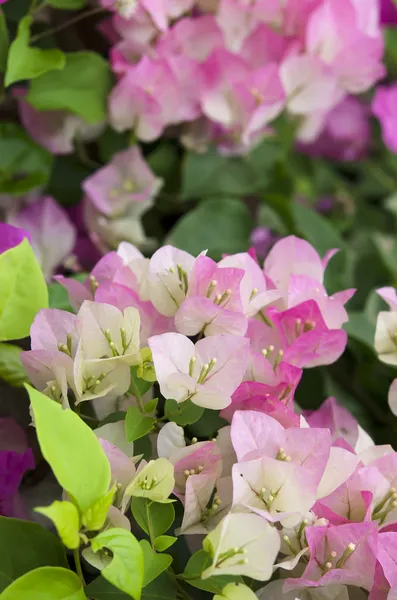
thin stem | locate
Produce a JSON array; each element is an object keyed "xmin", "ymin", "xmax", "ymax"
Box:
[
  {"xmin": 31, "ymin": 6, "xmax": 105, "ymax": 42},
  {"xmin": 73, "ymin": 549, "xmax": 86, "ymax": 586},
  {"xmin": 145, "ymin": 499, "xmax": 155, "ymax": 548},
  {"xmin": 129, "ymin": 373, "xmax": 145, "ymax": 413}
]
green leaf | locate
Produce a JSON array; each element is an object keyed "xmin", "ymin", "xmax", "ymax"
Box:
[
  {"xmin": 373, "ymin": 233, "xmax": 397, "ymax": 281},
  {"xmin": 164, "ymin": 399, "xmax": 204, "ymax": 426},
  {"xmin": 5, "ymin": 16, "xmax": 65, "ymax": 87},
  {"xmin": 125, "ymin": 406, "xmax": 156, "ymax": 443},
  {"xmin": 81, "ymin": 486, "xmax": 116, "ymax": 532},
  {"xmin": 48, "ymin": 281, "xmax": 74, "ymax": 311},
  {"xmin": 139, "ymin": 540, "xmax": 172, "ymax": 587},
  {"xmin": 46, "ymin": 0, "xmax": 86, "ymax": 8},
  {"xmin": 0, "ymin": 517, "xmax": 68, "ymax": 592},
  {"xmin": 0, "ymin": 9, "xmax": 9, "ymax": 73},
  {"xmin": 0, "ymin": 239, "xmax": 48, "ymax": 341},
  {"xmin": 0, "ymin": 122, "xmax": 53, "ymax": 195},
  {"xmin": 169, "ymin": 199, "xmax": 253, "ymax": 262},
  {"xmin": 144, "ymin": 398, "xmax": 158, "ymax": 414},
  {"xmin": 130, "ymin": 499, "xmax": 175, "ymax": 538},
  {"xmin": 0, "ymin": 567, "xmax": 85, "ymax": 600},
  {"xmin": 0, "ymin": 342, "xmax": 28, "ymax": 387},
  {"xmin": 26, "ymin": 385, "xmax": 111, "ymax": 513},
  {"xmin": 183, "ymin": 551, "xmax": 241, "ymax": 594},
  {"xmin": 344, "ymin": 312, "xmax": 375, "ymax": 349},
  {"xmin": 131, "ymin": 363, "xmax": 154, "ymax": 395},
  {"xmin": 181, "ymin": 149, "xmax": 257, "ymax": 199},
  {"xmin": 85, "ymin": 577, "xmax": 129, "ymax": 599},
  {"xmin": 91, "ymin": 528, "xmax": 144, "ymax": 600},
  {"xmin": 35, "ymin": 501, "xmax": 80, "ymax": 550},
  {"xmin": 136, "ymin": 348, "xmax": 156, "ymax": 383},
  {"xmin": 154, "ymin": 536, "xmax": 177, "ymax": 552},
  {"xmin": 27, "ymin": 51, "xmax": 112, "ymax": 124}
]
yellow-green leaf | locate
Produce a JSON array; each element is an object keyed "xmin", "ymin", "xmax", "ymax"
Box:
[{"xmin": 35, "ymin": 501, "xmax": 80, "ymax": 550}]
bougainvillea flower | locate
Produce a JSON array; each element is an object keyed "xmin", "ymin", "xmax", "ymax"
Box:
[
  {"xmin": 171, "ymin": 440, "xmax": 223, "ymax": 498},
  {"xmin": 373, "ymin": 84, "xmax": 397, "ymax": 152},
  {"xmin": 202, "ymin": 512, "xmax": 280, "ymax": 580},
  {"xmin": 0, "ymin": 223, "xmax": 30, "ymax": 255},
  {"xmin": 14, "ymin": 87, "xmax": 103, "ymax": 155},
  {"xmin": 83, "ymin": 147, "xmax": 162, "ymax": 217},
  {"xmin": 149, "ymin": 332, "xmax": 249, "ymax": 409},
  {"xmin": 55, "ymin": 251, "xmax": 123, "ymax": 311},
  {"xmin": 377, "ymin": 287, "xmax": 397, "ymax": 311},
  {"xmin": 117, "ymin": 241, "xmax": 150, "ymax": 301},
  {"xmin": 303, "ymin": 396, "xmax": 360, "ymax": 447},
  {"xmin": 148, "ymin": 245, "xmax": 196, "ymax": 317},
  {"xmin": 284, "ymin": 522, "xmax": 378, "ymax": 592},
  {"xmin": 21, "ymin": 349, "xmax": 74, "ymax": 407},
  {"xmin": 9, "ymin": 196, "xmax": 76, "ymax": 281},
  {"xmin": 0, "ymin": 418, "xmax": 35, "ymax": 518},
  {"xmin": 175, "ymin": 255, "xmax": 247, "ymax": 336},
  {"xmin": 375, "ymin": 311, "xmax": 397, "ymax": 366}
]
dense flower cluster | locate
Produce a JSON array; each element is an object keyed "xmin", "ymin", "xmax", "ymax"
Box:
[
  {"xmin": 21, "ymin": 235, "xmax": 397, "ymax": 598},
  {"xmin": 21, "ymin": 236, "xmax": 353, "ymax": 412}
]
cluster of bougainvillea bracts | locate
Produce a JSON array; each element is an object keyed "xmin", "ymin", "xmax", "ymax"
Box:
[
  {"xmin": 101, "ymin": 0, "xmax": 385, "ymax": 154},
  {"xmin": 13, "ymin": 0, "xmax": 387, "ymax": 160},
  {"xmin": 21, "ymin": 236, "xmax": 354, "ymax": 412}
]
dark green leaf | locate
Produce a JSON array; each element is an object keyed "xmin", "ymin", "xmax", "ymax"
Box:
[
  {"xmin": 0, "ymin": 9, "xmax": 9, "ymax": 73},
  {"xmin": 27, "ymin": 51, "xmax": 112, "ymax": 124},
  {"xmin": 344, "ymin": 312, "xmax": 376, "ymax": 349},
  {"xmin": 48, "ymin": 155, "xmax": 93, "ymax": 206},
  {"xmin": 182, "ymin": 149, "xmax": 257, "ymax": 199},
  {"xmin": 0, "ymin": 517, "xmax": 68, "ymax": 592},
  {"xmin": 85, "ymin": 573, "xmax": 177, "ymax": 600},
  {"xmin": 140, "ymin": 540, "xmax": 172, "ymax": 587},
  {"xmin": 183, "ymin": 550, "xmax": 241, "ymax": 594},
  {"xmin": 0, "ymin": 122, "xmax": 53, "ymax": 195},
  {"xmin": 125, "ymin": 406, "xmax": 156, "ymax": 443},
  {"xmin": 169, "ymin": 198, "xmax": 253, "ymax": 261},
  {"xmin": 5, "ymin": 16, "xmax": 65, "ymax": 86},
  {"xmin": 164, "ymin": 399, "xmax": 204, "ymax": 426},
  {"xmin": 130, "ymin": 499, "xmax": 175, "ymax": 538},
  {"xmin": 97, "ymin": 128, "xmax": 129, "ymax": 163},
  {"xmin": 48, "ymin": 282, "xmax": 74, "ymax": 312},
  {"xmin": 373, "ymin": 233, "xmax": 397, "ymax": 281},
  {"xmin": 47, "ymin": 0, "xmax": 86, "ymax": 8},
  {"xmin": 0, "ymin": 342, "xmax": 28, "ymax": 387}
]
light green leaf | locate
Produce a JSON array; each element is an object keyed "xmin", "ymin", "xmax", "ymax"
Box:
[
  {"xmin": 183, "ymin": 551, "xmax": 241, "ymax": 594},
  {"xmin": 91, "ymin": 528, "xmax": 144, "ymax": 600},
  {"xmin": 0, "ymin": 9, "xmax": 9, "ymax": 73},
  {"xmin": 214, "ymin": 582, "xmax": 257, "ymax": 600},
  {"xmin": 0, "ymin": 517, "xmax": 68, "ymax": 593},
  {"xmin": 169, "ymin": 199, "xmax": 253, "ymax": 262},
  {"xmin": 81, "ymin": 485, "xmax": 116, "ymax": 532},
  {"xmin": 5, "ymin": 16, "xmax": 65, "ymax": 86},
  {"xmin": 139, "ymin": 540, "xmax": 172, "ymax": 587},
  {"xmin": 130, "ymin": 499, "xmax": 175, "ymax": 539},
  {"xmin": 0, "ymin": 566, "xmax": 85, "ymax": 599},
  {"xmin": 125, "ymin": 459, "xmax": 174, "ymax": 504},
  {"xmin": 47, "ymin": 0, "xmax": 86, "ymax": 8},
  {"xmin": 0, "ymin": 122, "xmax": 53, "ymax": 195},
  {"xmin": 35, "ymin": 501, "xmax": 80, "ymax": 550},
  {"xmin": 154, "ymin": 536, "xmax": 177, "ymax": 552},
  {"xmin": 125, "ymin": 406, "xmax": 156, "ymax": 443},
  {"xmin": 26, "ymin": 385, "xmax": 111, "ymax": 513},
  {"xmin": 0, "ymin": 239, "xmax": 48, "ymax": 341},
  {"xmin": 164, "ymin": 399, "xmax": 204, "ymax": 426},
  {"xmin": 27, "ymin": 51, "xmax": 112, "ymax": 124},
  {"xmin": 0, "ymin": 342, "xmax": 28, "ymax": 387}
]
